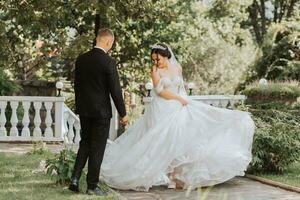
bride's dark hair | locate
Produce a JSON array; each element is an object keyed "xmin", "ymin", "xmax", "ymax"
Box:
[{"xmin": 151, "ymin": 43, "xmax": 171, "ymax": 59}]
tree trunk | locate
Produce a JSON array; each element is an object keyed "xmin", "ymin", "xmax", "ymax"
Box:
[
  {"xmin": 278, "ymin": 0, "xmax": 287, "ymax": 22},
  {"xmin": 286, "ymin": 0, "xmax": 296, "ymax": 18},
  {"xmin": 259, "ymin": 0, "xmax": 267, "ymax": 36},
  {"xmin": 248, "ymin": 0, "xmax": 263, "ymax": 45},
  {"xmin": 273, "ymin": 0, "xmax": 279, "ymax": 22},
  {"xmin": 93, "ymin": 0, "xmax": 110, "ymax": 47},
  {"xmin": 93, "ymin": 14, "xmax": 100, "ymax": 47}
]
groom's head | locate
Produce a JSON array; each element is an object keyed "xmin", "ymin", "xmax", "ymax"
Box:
[{"xmin": 96, "ymin": 28, "xmax": 114, "ymax": 52}]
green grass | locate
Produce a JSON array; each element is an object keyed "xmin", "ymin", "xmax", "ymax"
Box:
[
  {"xmin": 0, "ymin": 152, "xmax": 118, "ymax": 200},
  {"xmin": 255, "ymin": 161, "xmax": 300, "ymax": 188}
]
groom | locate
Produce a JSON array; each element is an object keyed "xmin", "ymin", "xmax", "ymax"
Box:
[{"xmin": 69, "ymin": 28, "xmax": 128, "ymax": 196}]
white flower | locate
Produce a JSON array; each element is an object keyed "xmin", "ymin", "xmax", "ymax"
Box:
[
  {"xmin": 288, "ymin": 50, "xmax": 295, "ymax": 58},
  {"xmin": 39, "ymin": 160, "xmax": 46, "ymax": 173},
  {"xmin": 13, "ymin": 30, "xmax": 18, "ymax": 36}
]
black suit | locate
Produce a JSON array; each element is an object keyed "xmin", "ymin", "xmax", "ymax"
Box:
[{"xmin": 72, "ymin": 47, "xmax": 126, "ymax": 189}]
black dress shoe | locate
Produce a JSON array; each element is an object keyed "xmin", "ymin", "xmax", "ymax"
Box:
[
  {"xmin": 69, "ymin": 178, "xmax": 79, "ymax": 192},
  {"xmin": 86, "ymin": 187, "xmax": 107, "ymax": 196}
]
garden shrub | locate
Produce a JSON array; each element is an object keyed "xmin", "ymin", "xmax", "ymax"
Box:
[
  {"xmin": 248, "ymin": 109, "xmax": 300, "ymax": 173},
  {"xmin": 46, "ymin": 147, "xmax": 76, "ymax": 185}
]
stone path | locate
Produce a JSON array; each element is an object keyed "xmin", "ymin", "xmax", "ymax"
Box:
[
  {"xmin": 1, "ymin": 143, "xmax": 299, "ymax": 200},
  {"xmin": 119, "ymin": 177, "xmax": 300, "ymax": 200},
  {"xmin": 0, "ymin": 142, "xmax": 78, "ymax": 154}
]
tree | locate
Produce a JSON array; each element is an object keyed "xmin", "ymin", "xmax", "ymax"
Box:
[
  {"xmin": 241, "ymin": 21, "xmax": 300, "ymax": 86},
  {"xmin": 181, "ymin": 0, "xmax": 257, "ymax": 94},
  {"xmin": 247, "ymin": 0, "xmax": 300, "ymax": 45},
  {"xmin": 0, "ymin": 0, "xmax": 197, "ymax": 92}
]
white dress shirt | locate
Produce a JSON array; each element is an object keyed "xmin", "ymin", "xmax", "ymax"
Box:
[{"xmin": 94, "ymin": 46, "xmax": 107, "ymax": 53}]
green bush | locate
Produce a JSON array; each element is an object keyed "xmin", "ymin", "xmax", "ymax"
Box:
[
  {"xmin": 248, "ymin": 109, "xmax": 300, "ymax": 173},
  {"xmin": 246, "ymin": 101, "xmax": 300, "ymax": 110},
  {"xmin": 0, "ymin": 71, "xmax": 20, "ymax": 95},
  {"xmin": 241, "ymin": 21, "xmax": 300, "ymax": 84},
  {"xmin": 27, "ymin": 141, "xmax": 51, "ymax": 155},
  {"xmin": 45, "ymin": 147, "xmax": 76, "ymax": 185},
  {"xmin": 65, "ymin": 95, "xmax": 75, "ymax": 112},
  {"xmin": 242, "ymin": 81, "xmax": 300, "ymax": 104}
]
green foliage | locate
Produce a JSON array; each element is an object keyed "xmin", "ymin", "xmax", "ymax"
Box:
[
  {"xmin": 248, "ymin": 109, "xmax": 300, "ymax": 173},
  {"xmin": 262, "ymin": 22, "xmax": 300, "ymax": 80},
  {"xmin": 242, "ymin": 21, "xmax": 300, "ymax": 86},
  {"xmin": 246, "ymin": 0, "xmax": 300, "ymax": 45},
  {"xmin": 0, "ymin": 70, "xmax": 20, "ymax": 95},
  {"xmin": 247, "ymin": 102, "xmax": 299, "ymax": 110},
  {"xmin": 182, "ymin": 1, "xmax": 256, "ymax": 94},
  {"xmin": 242, "ymin": 81, "xmax": 300, "ymax": 104},
  {"xmin": 27, "ymin": 141, "xmax": 51, "ymax": 155},
  {"xmin": 257, "ymin": 161, "xmax": 300, "ymax": 187},
  {"xmin": 46, "ymin": 147, "xmax": 76, "ymax": 185},
  {"xmin": 1, "ymin": 0, "xmax": 259, "ymax": 95},
  {"xmin": 65, "ymin": 94, "xmax": 76, "ymax": 112}
]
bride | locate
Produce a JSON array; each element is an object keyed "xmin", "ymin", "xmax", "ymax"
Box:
[{"xmin": 100, "ymin": 43, "xmax": 255, "ymax": 191}]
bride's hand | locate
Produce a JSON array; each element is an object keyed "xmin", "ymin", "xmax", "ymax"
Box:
[
  {"xmin": 178, "ymin": 97, "xmax": 188, "ymax": 106},
  {"xmin": 151, "ymin": 65, "xmax": 158, "ymax": 73}
]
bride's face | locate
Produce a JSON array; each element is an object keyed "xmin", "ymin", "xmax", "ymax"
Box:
[{"xmin": 151, "ymin": 53, "xmax": 167, "ymax": 69}]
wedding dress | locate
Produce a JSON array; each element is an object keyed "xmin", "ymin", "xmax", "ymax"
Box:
[{"xmin": 100, "ymin": 71, "xmax": 255, "ymax": 191}]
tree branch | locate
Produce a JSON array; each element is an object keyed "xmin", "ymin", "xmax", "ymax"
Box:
[
  {"xmin": 286, "ymin": 0, "xmax": 296, "ymax": 18},
  {"xmin": 259, "ymin": 0, "xmax": 267, "ymax": 36},
  {"xmin": 248, "ymin": 0, "xmax": 263, "ymax": 45}
]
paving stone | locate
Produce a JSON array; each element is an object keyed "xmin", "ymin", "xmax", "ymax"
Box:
[{"xmin": 119, "ymin": 177, "xmax": 300, "ymax": 200}]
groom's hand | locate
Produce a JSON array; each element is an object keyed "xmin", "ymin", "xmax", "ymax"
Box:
[{"xmin": 120, "ymin": 116, "xmax": 129, "ymax": 126}]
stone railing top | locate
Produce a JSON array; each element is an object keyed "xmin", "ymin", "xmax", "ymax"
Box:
[
  {"xmin": 0, "ymin": 96, "xmax": 65, "ymax": 102},
  {"xmin": 188, "ymin": 95, "xmax": 246, "ymax": 100},
  {"xmin": 143, "ymin": 95, "xmax": 246, "ymax": 103},
  {"xmin": 64, "ymin": 105, "xmax": 79, "ymax": 121}
]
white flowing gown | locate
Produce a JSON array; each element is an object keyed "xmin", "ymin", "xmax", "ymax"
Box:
[{"xmin": 100, "ymin": 74, "xmax": 255, "ymax": 191}]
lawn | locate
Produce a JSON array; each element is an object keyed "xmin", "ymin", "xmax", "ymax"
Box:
[
  {"xmin": 0, "ymin": 152, "xmax": 118, "ymax": 200},
  {"xmin": 255, "ymin": 161, "xmax": 300, "ymax": 188}
]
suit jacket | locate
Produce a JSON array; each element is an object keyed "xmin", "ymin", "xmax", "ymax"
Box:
[{"xmin": 74, "ymin": 48, "xmax": 126, "ymax": 118}]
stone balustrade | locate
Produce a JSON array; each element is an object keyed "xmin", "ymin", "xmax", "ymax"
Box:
[
  {"xmin": 0, "ymin": 95, "xmax": 245, "ymax": 144},
  {"xmin": 0, "ymin": 96, "xmax": 64, "ymax": 142}
]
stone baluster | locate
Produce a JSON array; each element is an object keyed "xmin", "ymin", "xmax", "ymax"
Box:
[
  {"xmin": 44, "ymin": 102, "xmax": 54, "ymax": 138},
  {"xmin": 67, "ymin": 116, "xmax": 75, "ymax": 143},
  {"xmin": 220, "ymin": 100, "xmax": 228, "ymax": 108},
  {"xmin": 211, "ymin": 100, "xmax": 219, "ymax": 107},
  {"xmin": 205, "ymin": 100, "xmax": 212, "ymax": 105},
  {"xmin": 54, "ymin": 100, "xmax": 65, "ymax": 140},
  {"xmin": 33, "ymin": 102, "xmax": 42, "ymax": 138},
  {"xmin": 63, "ymin": 111, "xmax": 70, "ymax": 142},
  {"xmin": 229, "ymin": 99, "xmax": 236, "ymax": 108},
  {"xmin": 21, "ymin": 101, "xmax": 31, "ymax": 137},
  {"xmin": 0, "ymin": 101, "xmax": 7, "ymax": 137},
  {"xmin": 74, "ymin": 121, "xmax": 81, "ymax": 143},
  {"xmin": 10, "ymin": 101, "xmax": 19, "ymax": 137}
]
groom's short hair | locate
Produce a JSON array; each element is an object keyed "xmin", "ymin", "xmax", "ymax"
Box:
[{"xmin": 97, "ymin": 28, "xmax": 114, "ymax": 40}]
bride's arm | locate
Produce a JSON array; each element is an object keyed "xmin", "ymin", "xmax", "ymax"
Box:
[{"xmin": 151, "ymin": 67, "xmax": 187, "ymax": 105}]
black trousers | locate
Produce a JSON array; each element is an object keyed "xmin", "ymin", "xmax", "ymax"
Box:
[{"xmin": 72, "ymin": 116, "xmax": 110, "ymax": 189}]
